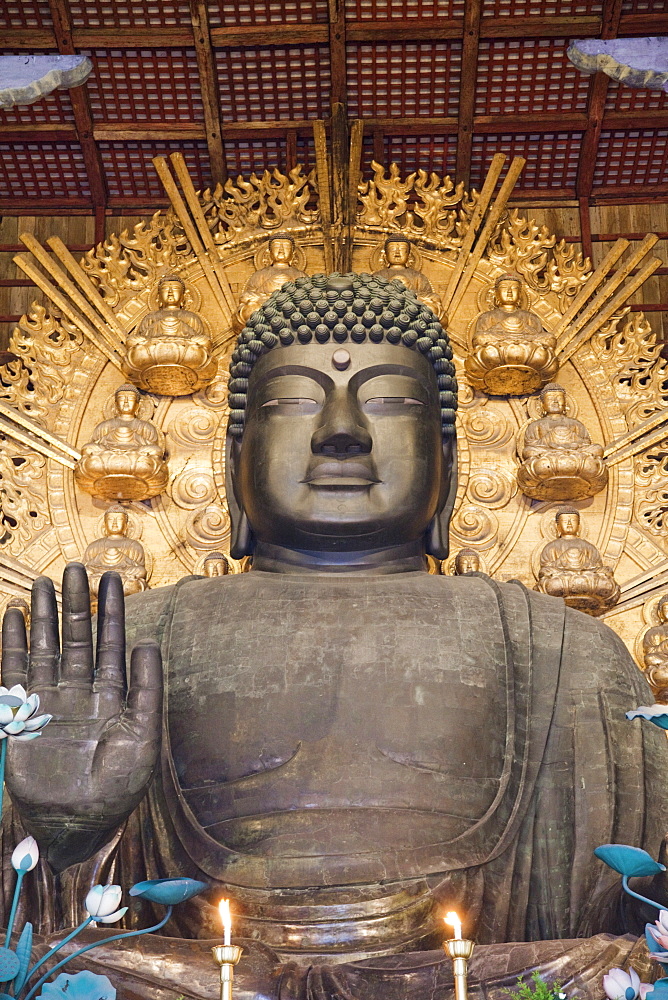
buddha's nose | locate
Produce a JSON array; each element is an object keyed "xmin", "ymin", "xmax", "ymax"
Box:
[{"xmin": 311, "ymin": 389, "xmax": 372, "ymax": 455}]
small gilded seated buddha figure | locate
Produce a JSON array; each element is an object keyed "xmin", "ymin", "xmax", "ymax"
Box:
[
  {"xmin": 123, "ymin": 273, "xmax": 217, "ymax": 396},
  {"xmin": 373, "ymin": 235, "xmax": 444, "ymax": 320},
  {"xmin": 517, "ymin": 383, "xmax": 608, "ymax": 501},
  {"xmin": 235, "ymin": 233, "xmax": 307, "ymax": 331},
  {"xmin": 535, "ymin": 506, "xmax": 620, "ymax": 616},
  {"xmin": 74, "ymin": 383, "xmax": 169, "ymax": 502},
  {"xmin": 642, "ymin": 594, "xmax": 668, "ymax": 703},
  {"xmin": 202, "ymin": 551, "xmax": 230, "ymax": 577},
  {"xmin": 465, "ymin": 272, "xmax": 558, "ymax": 396},
  {"xmin": 82, "ymin": 504, "xmax": 148, "ymax": 609},
  {"xmin": 453, "ymin": 547, "xmax": 483, "ymax": 575}
]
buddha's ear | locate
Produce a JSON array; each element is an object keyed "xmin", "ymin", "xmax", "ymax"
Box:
[
  {"xmin": 426, "ymin": 436, "xmax": 457, "ymax": 560},
  {"xmin": 225, "ymin": 434, "xmax": 255, "ymax": 560}
]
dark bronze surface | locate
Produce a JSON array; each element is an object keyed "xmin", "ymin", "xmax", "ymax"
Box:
[{"xmin": 2, "ymin": 273, "xmax": 668, "ymax": 998}]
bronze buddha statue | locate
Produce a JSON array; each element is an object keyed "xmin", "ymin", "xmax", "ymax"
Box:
[{"xmin": 2, "ymin": 273, "xmax": 666, "ymax": 1000}]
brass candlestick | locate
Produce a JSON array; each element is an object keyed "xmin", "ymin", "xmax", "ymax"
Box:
[
  {"xmin": 211, "ymin": 944, "xmax": 243, "ymax": 1000},
  {"xmin": 444, "ymin": 938, "xmax": 475, "ymax": 1000}
]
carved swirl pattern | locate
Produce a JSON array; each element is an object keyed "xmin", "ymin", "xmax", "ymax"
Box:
[
  {"xmin": 461, "ymin": 409, "xmax": 512, "ymax": 448},
  {"xmin": 170, "ymin": 468, "xmax": 216, "ymax": 510},
  {"xmin": 467, "ymin": 467, "xmax": 518, "ymax": 509},
  {"xmin": 186, "ymin": 502, "xmax": 230, "ymax": 550},
  {"xmin": 450, "ymin": 504, "xmax": 499, "ymax": 550},
  {"xmin": 167, "ymin": 407, "xmax": 218, "ymax": 448}
]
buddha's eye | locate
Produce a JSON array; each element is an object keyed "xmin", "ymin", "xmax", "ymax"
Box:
[
  {"xmin": 362, "ymin": 396, "xmax": 424, "ymax": 413},
  {"xmin": 261, "ymin": 398, "xmax": 321, "ymax": 414}
]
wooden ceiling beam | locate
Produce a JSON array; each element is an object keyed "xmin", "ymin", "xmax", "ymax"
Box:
[
  {"xmin": 47, "ymin": 0, "xmax": 107, "ymax": 242},
  {"xmin": 190, "ymin": 0, "xmax": 227, "ymax": 187},
  {"xmin": 328, "ymin": 0, "xmax": 347, "ymax": 109},
  {"xmin": 455, "ymin": 0, "xmax": 483, "ymax": 189},
  {"xmin": 4, "ymin": 13, "xmax": 667, "ymax": 51}
]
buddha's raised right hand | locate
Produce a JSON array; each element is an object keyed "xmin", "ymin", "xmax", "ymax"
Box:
[{"xmin": 1, "ymin": 563, "xmax": 162, "ymax": 872}]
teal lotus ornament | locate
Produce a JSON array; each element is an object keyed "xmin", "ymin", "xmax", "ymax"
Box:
[
  {"xmin": 129, "ymin": 876, "xmax": 207, "ymax": 904},
  {"xmin": 626, "ymin": 705, "xmax": 668, "ymax": 730},
  {"xmin": 594, "ymin": 844, "xmax": 666, "ymax": 878},
  {"xmin": 38, "ymin": 971, "xmax": 115, "ymax": 999},
  {"xmin": 0, "ymin": 687, "xmax": 51, "ymax": 741}
]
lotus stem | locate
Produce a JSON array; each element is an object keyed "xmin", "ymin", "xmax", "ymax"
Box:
[
  {"xmin": 622, "ymin": 874, "xmax": 664, "ymax": 912},
  {"xmin": 5, "ymin": 869, "xmax": 25, "ymax": 948},
  {"xmin": 0, "ymin": 739, "xmax": 7, "ymax": 824},
  {"xmin": 19, "ymin": 917, "xmax": 93, "ymax": 997},
  {"xmin": 21, "ymin": 906, "xmax": 173, "ymax": 1000}
]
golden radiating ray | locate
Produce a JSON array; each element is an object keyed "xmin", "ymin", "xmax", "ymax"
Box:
[
  {"xmin": 13, "ymin": 255, "xmax": 124, "ymax": 373},
  {"xmin": 560, "ymin": 254, "xmax": 662, "ymax": 365},
  {"xmin": 152, "ymin": 155, "xmax": 231, "ymax": 324},
  {"xmin": 604, "ymin": 418, "xmax": 668, "ymax": 468},
  {"xmin": 556, "ymin": 233, "xmax": 660, "ymax": 355},
  {"xmin": 604, "ymin": 408, "xmax": 668, "ymax": 460},
  {"xmin": 601, "ymin": 564, "xmax": 668, "ymax": 618},
  {"xmin": 313, "ymin": 119, "xmax": 335, "ymax": 274},
  {"xmin": 0, "ymin": 415, "xmax": 79, "ymax": 470},
  {"xmin": 45, "ymin": 235, "xmax": 127, "ymax": 346},
  {"xmin": 0, "ymin": 400, "xmax": 80, "ymax": 462},
  {"xmin": 441, "ymin": 152, "xmax": 506, "ymax": 315},
  {"xmin": 19, "ymin": 233, "xmax": 125, "ymax": 358},
  {"xmin": 347, "ymin": 119, "xmax": 364, "ymax": 272},
  {"xmin": 0, "ymin": 551, "xmax": 62, "ymax": 601},
  {"xmin": 168, "ymin": 152, "xmax": 236, "ymax": 318},
  {"xmin": 552, "ymin": 238, "xmax": 629, "ymax": 339},
  {"xmin": 448, "ymin": 156, "xmax": 526, "ymax": 318}
]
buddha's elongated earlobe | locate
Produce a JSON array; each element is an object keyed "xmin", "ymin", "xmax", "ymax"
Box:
[
  {"xmin": 226, "ymin": 433, "xmax": 255, "ymax": 559},
  {"xmin": 426, "ymin": 437, "xmax": 458, "ymax": 560}
]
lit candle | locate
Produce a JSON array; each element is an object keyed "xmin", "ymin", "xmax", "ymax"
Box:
[
  {"xmin": 445, "ymin": 911, "xmax": 462, "ymax": 941},
  {"xmin": 219, "ymin": 898, "xmax": 232, "ymax": 946}
]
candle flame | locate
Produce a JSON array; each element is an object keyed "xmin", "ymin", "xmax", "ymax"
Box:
[
  {"xmin": 219, "ymin": 898, "xmax": 232, "ymax": 942},
  {"xmin": 445, "ymin": 911, "xmax": 462, "ymax": 940}
]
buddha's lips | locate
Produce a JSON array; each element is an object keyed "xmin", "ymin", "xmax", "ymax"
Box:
[{"xmin": 302, "ymin": 461, "xmax": 380, "ymax": 486}]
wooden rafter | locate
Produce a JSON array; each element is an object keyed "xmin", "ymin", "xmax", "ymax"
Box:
[
  {"xmin": 47, "ymin": 0, "xmax": 107, "ymax": 244},
  {"xmin": 189, "ymin": 0, "xmax": 227, "ymax": 188},
  {"xmin": 455, "ymin": 0, "xmax": 483, "ymax": 190}
]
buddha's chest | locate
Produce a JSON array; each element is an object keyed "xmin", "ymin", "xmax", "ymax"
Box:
[{"xmin": 165, "ymin": 577, "xmax": 509, "ymax": 805}]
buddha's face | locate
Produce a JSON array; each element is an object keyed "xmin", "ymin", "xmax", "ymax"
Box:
[
  {"xmin": 115, "ymin": 390, "xmax": 139, "ymax": 416},
  {"xmin": 232, "ymin": 341, "xmax": 449, "ymax": 553},
  {"xmin": 495, "ymin": 279, "xmax": 521, "ymax": 308},
  {"xmin": 455, "ymin": 551, "xmax": 479, "ymax": 575},
  {"xmin": 543, "ymin": 390, "xmax": 566, "ymax": 415},
  {"xmin": 269, "ymin": 239, "xmax": 294, "ymax": 265},
  {"xmin": 159, "ymin": 279, "xmax": 185, "ymax": 307},
  {"xmin": 385, "ymin": 240, "xmax": 411, "ymax": 267},
  {"xmin": 105, "ymin": 510, "xmax": 128, "ymax": 536},
  {"xmin": 204, "ymin": 555, "xmax": 228, "ymax": 577},
  {"xmin": 556, "ymin": 511, "xmax": 579, "ymax": 536}
]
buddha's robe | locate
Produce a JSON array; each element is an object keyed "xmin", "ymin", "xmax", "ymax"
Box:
[{"xmin": 3, "ymin": 572, "xmax": 666, "ymax": 999}]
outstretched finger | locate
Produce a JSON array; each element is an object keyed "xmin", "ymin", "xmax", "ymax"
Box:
[
  {"xmin": 1, "ymin": 607, "xmax": 28, "ymax": 690},
  {"xmin": 29, "ymin": 576, "xmax": 59, "ymax": 689},
  {"xmin": 60, "ymin": 562, "xmax": 94, "ymax": 687},
  {"xmin": 124, "ymin": 640, "xmax": 163, "ymax": 741},
  {"xmin": 95, "ymin": 571, "xmax": 126, "ymax": 699}
]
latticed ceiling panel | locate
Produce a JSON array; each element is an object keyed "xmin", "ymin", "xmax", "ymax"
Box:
[
  {"xmin": 474, "ymin": 39, "xmax": 590, "ymax": 116},
  {"xmin": 0, "ymin": 143, "xmax": 90, "ymax": 199},
  {"xmin": 344, "ymin": 0, "xmax": 466, "ymax": 17},
  {"xmin": 0, "ymin": 2, "xmax": 52, "ymax": 28},
  {"xmin": 471, "ymin": 133, "xmax": 583, "ymax": 191},
  {"xmin": 226, "ymin": 139, "xmax": 287, "ymax": 178},
  {"xmin": 604, "ymin": 80, "xmax": 668, "ymax": 113},
  {"xmin": 385, "ymin": 135, "xmax": 457, "ymax": 178},
  {"xmin": 210, "ymin": 1, "xmax": 328, "ymax": 25},
  {"xmin": 347, "ymin": 42, "xmax": 461, "ymax": 119},
  {"xmin": 99, "ymin": 141, "xmax": 208, "ymax": 198},
  {"xmin": 0, "ymin": 89, "xmax": 75, "ymax": 125},
  {"xmin": 216, "ymin": 46, "xmax": 331, "ymax": 121},
  {"xmin": 620, "ymin": 0, "xmax": 666, "ymax": 13},
  {"xmin": 67, "ymin": 2, "xmax": 191, "ymax": 28},
  {"xmin": 481, "ymin": 0, "xmax": 602, "ymax": 14},
  {"xmin": 85, "ymin": 49, "xmax": 204, "ymax": 122},
  {"xmin": 593, "ymin": 130, "xmax": 668, "ymax": 188}
]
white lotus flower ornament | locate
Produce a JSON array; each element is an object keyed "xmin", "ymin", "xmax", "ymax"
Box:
[
  {"xmin": 11, "ymin": 835, "xmax": 39, "ymax": 872},
  {"xmin": 84, "ymin": 884, "xmax": 128, "ymax": 924},
  {"xmin": 0, "ymin": 685, "xmax": 51, "ymax": 741}
]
